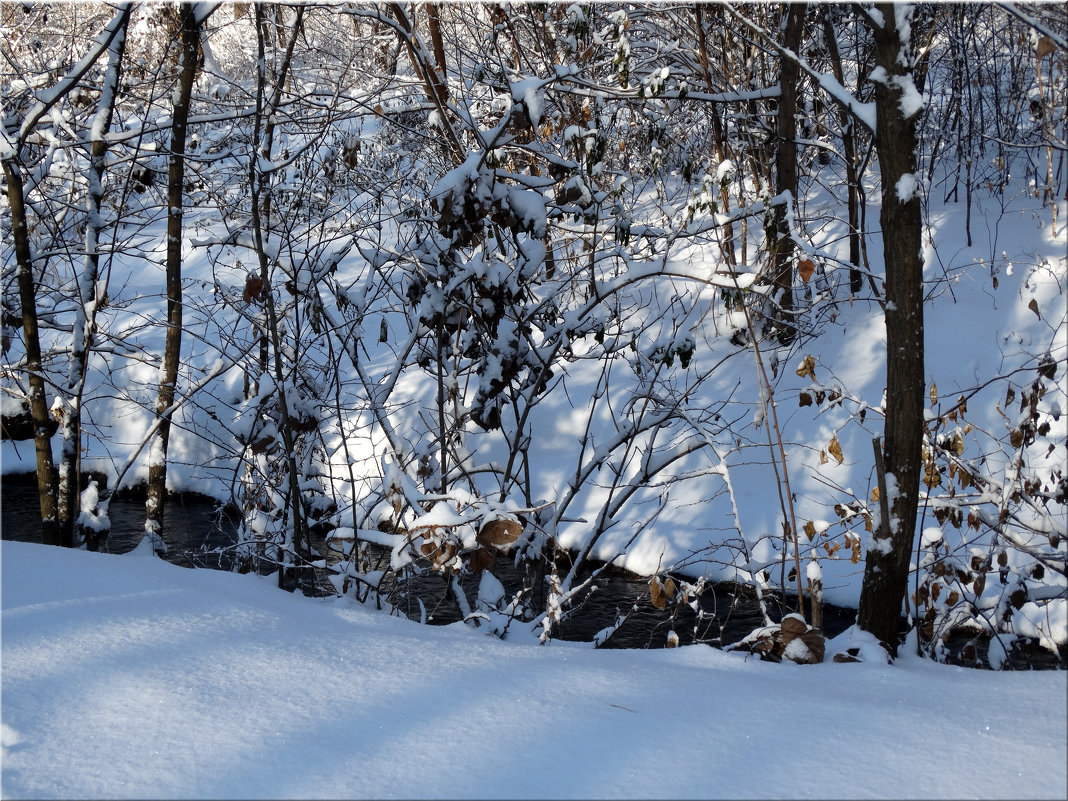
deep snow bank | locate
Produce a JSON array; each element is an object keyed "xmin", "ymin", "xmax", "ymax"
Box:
[{"xmin": 2, "ymin": 541, "xmax": 1065, "ymax": 800}]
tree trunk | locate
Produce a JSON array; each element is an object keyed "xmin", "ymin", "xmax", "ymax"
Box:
[
  {"xmin": 249, "ymin": 3, "xmax": 312, "ymax": 586},
  {"xmin": 58, "ymin": 5, "xmax": 131, "ymax": 551},
  {"xmin": 144, "ymin": 3, "xmax": 202, "ymax": 552},
  {"xmin": 821, "ymin": 11, "xmax": 863, "ymax": 293},
  {"xmin": 694, "ymin": 4, "xmax": 737, "ymax": 267},
  {"xmin": 856, "ymin": 3, "xmax": 927, "ymax": 655},
  {"xmin": 3, "ymin": 159, "xmax": 59, "ymax": 546},
  {"xmin": 426, "ymin": 2, "xmax": 448, "ymax": 91},
  {"xmin": 248, "ymin": 4, "xmax": 304, "ymax": 401},
  {"xmin": 388, "ymin": 2, "xmax": 464, "ymax": 165},
  {"xmin": 770, "ymin": 2, "xmax": 805, "ymax": 345}
]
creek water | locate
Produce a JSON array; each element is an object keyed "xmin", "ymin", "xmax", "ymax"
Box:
[
  {"xmin": 6, "ymin": 474, "xmax": 1062, "ymax": 667},
  {"xmin": 0, "ymin": 473, "xmax": 852, "ymax": 650},
  {"xmin": 1, "ymin": 473, "xmax": 239, "ymax": 569}
]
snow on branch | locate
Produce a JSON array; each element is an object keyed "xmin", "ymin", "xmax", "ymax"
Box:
[
  {"xmin": 722, "ymin": 4, "xmax": 877, "ymax": 133},
  {"xmin": 8, "ymin": 6, "xmax": 132, "ymax": 152},
  {"xmin": 996, "ymin": 2, "xmax": 1068, "ymax": 53}
]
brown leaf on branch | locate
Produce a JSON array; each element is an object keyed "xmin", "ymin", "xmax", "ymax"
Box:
[
  {"xmin": 476, "ymin": 518, "xmax": 523, "ymax": 548},
  {"xmin": 650, "ymin": 577, "xmax": 667, "ymax": 609},
  {"xmin": 468, "ymin": 547, "xmax": 495, "ymax": 573},
  {"xmin": 827, "ymin": 435, "xmax": 844, "ymax": 465},
  {"xmin": 798, "ymin": 258, "xmax": 815, "ymax": 284},
  {"xmin": 242, "ymin": 274, "xmax": 263, "ymax": 303}
]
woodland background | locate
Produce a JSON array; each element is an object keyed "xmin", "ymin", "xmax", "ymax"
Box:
[{"xmin": 2, "ymin": 1, "xmax": 1065, "ymax": 667}]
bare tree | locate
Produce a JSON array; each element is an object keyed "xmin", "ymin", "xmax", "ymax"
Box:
[
  {"xmin": 144, "ymin": 2, "xmax": 209, "ymax": 552},
  {"xmin": 2, "ymin": 161, "xmax": 59, "ymax": 545},
  {"xmin": 57, "ymin": 4, "xmax": 133, "ymax": 551},
  {"xmin": 769, "ymin": 2, "xmax": 806, "ymax": 345},
  {"xmin": 855, "ymin": 3, "xmax": 931, "ymax": 653},
  {"xmin": 2, "ymin": 5, "xmax": 132, "ymax": 547}
]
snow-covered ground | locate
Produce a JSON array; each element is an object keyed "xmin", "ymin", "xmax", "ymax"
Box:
[{"xmin": 2, "ymin": 540, "xmax": 1065, "ymax": 800}]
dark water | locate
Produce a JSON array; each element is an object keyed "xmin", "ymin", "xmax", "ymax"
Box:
[
  {"xmin": 1, "ymin": 473, "xmax": 848, "ymax": 648},
  {"xmin": 378, "ymin": 549, "xmax": 855, "ymax": 649},
  {"xmin": 3, "ymin": 474, "xmax": 1063, "ymax": 666},
  {"xmin": 0, "ymin": 473, "xmax": 239, "ymax": 569}
]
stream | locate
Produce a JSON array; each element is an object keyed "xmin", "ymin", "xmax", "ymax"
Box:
[
  {"xmin": 5, "ymin": 473, "xmax": 1061, "ymax": 667},
  {"xmin": 1, "ymin": 473, "xmax": 841, "ymax": 649}
]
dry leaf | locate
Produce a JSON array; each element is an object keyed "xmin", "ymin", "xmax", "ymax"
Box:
[
  {"xmin": 828, "ymin": 435, "xmax": 844, "ymax": 465},
  {"xmin": 468, "ymin": 547, "xmax": 495, "ymax": 573},
  {"xmin": 799, "ymin": 629, "xmax": 826, "ymax": 663},
  {"xmin": 799, "ymin": 391, "xmax": 813, "ymax": 407},
  {"xmin": 476, "ymin": 518, "xmax": 523, "ymax": 548},
  {"xmin": 871, "ymin": 486, "xmax": 880, "ymax": 503},
  {"xmin": 1010, "ymin": 588, "xmax": 1027, "ymax": 610},
  {"xmin": 242, "ymin": 275, "xmax": 264, "ymax": 303},
  {"xmin": 780, "ymin": 614, "xmax": 807, "ymax": 642},
  {"xmin": 819, "ymin": 450, "xmax": 828, "ymax": 465},
  {"xmin": 833, "ymin": 647, "xmax": 862, "ymax": 663},
  {"xmin": 798, "ymin": 258, "xmax": 815, "ymax": 284},
  {"xmin": 929, "ymin": 381, "xmax": 938, "ymax": 407},
  {"xmin": 803, "ymin": 520, "xmax": 817, "ymax": 541},
  {"xmin": 1028, "ymin": 298, "xmax": 1040, "ymax": 319},
  {"xmin": 924, "ymin": 466, "xmax": 942, "ymax": 488},
  {"xmin": 650, "ymin": 577, "xmax": 667, "ymax": 609},
  {"xmin": 1037, "ymin": 35, "xmax": 1056, "ymax": 60},
  {"xmin": 795, "ymin": 355, "xmax": 816, "ymax": 380}
]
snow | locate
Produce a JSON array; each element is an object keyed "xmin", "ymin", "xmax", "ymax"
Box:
[
  {"xmin": 2, "ymin": 540, "xmax": 1065, "ymax": 800},
  {"xmin": 896, "ymin": 172, "xmax": 919, "ymax": 203},
  {"xmin": 0, "ymin": 391, "xmax": 27, "ymax": 417},
  {"xmin": 2, "ymin": 3, "xmax": 1065, "ymax": 719},
  {"xmin": 893, "ymin": 74, "xmax": 925, "ymax": 120},
  {"xmin": 921, "ymin": 526, "xmax": 944, "ymax": 547},
  {"xmin": 806, "ymin": 558, "xmax": 822, "ymax": 582},
  {"xmin": 409, "ymin": 501, "xmax": 468, "ymax": 530},
  {"xmin": 76, "ymin": 479, "xmax": 108, "ymax": 533},
  {"xmin": 510, "ymin": 77, "xmax": 545, "ymax": 130}
]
